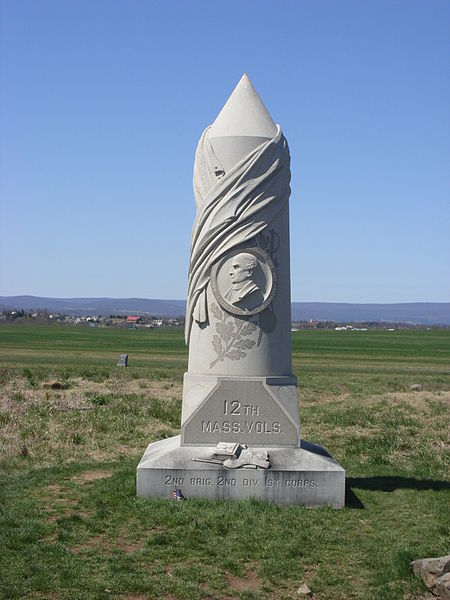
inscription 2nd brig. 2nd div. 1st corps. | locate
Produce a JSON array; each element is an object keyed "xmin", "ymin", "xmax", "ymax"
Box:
[
  {"xmin": 201, "ymin": 399, "xmax": 282, "ymax": 435},
  {"xmin": 164, "ymin": 474, "xmax": 317, "ymax": 488}
]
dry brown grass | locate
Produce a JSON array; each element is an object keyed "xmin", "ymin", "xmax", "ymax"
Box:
[
  {"xmin": 0, "ymin": 374, "xmax": 182, "ymax": 466},
  {"xmin": 0, "ymin": 375, "xmax": 182, "ymax": 414},
  {"xmin": 71, "ymin": 469, "xmax": 113, "ymax": 484}
]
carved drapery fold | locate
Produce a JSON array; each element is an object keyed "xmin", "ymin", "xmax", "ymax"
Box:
[{"xmin": 185, "ymin": 125, "xmax": 290, "ymax": 344}]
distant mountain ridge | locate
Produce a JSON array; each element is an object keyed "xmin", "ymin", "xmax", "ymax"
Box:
[
  {"xmin": 0, "ymin": 296, "xmax": 186, "ymax": 318},
  {"xmin": 291, "ymin": 302, "xmax": 450, "ymax": 325},
  {"xmin": 1, "ymin": 296, "xmax": 449, "ymax": 325}
]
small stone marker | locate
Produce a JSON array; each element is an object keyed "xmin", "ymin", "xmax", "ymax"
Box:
[
  {"xmin": 117, "ymin": 354, "xmax": 128, "ymax": 367},
  {"xmin": 137, "ymin": 74, "xmax": 345, "ymax": 507}
]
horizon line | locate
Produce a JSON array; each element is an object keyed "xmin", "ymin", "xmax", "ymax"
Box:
[{"xmin": 0, "ymin": 294, "xmax": 449, "ymax": 305}]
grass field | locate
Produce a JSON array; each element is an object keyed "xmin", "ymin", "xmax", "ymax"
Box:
[{"xmin": 0, "ymin": 324, "xmax": 449, "ymax": 599}]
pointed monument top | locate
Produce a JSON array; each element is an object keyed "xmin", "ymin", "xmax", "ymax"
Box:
[{"xmin": 210, "ymin": 73, "xmax": 278, "ymax": 139}]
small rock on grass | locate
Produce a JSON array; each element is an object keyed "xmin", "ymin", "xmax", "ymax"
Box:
[
  {"xmin": 411, "ymin": 555, "xmax": 450, "ymax": 596},
  {"xmin": 435, "ymin": 572, "xmax": 450, "ymax": 600},
  {"xmin": 297, "ymin": 583, "xmax": 313, "ymax": 596}
]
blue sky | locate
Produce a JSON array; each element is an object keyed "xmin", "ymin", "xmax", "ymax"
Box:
[{"xmin": 1, "ymin": 0, "xmax": 448, "ymax": 302}]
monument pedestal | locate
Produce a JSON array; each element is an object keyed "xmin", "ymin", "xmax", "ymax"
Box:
[
  {"xmin": 137, "ymin": 435, "xmax": 345, "ymax": 508},
  {"xmin": 181, "ymin": 374, "xmax": 301, "ymax": 446}
]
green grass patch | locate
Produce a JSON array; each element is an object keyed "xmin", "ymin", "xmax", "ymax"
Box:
[{"xmin": 0, "ymin": 324, "xmax": 448, "ymax": 599}]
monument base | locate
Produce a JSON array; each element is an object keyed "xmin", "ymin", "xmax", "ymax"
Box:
[{"xmin": 137, "ymin": 435, "xmax": 345, "ymax": 508}]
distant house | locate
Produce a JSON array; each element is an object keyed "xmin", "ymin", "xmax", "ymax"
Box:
[{"xmin": 126, "ymin": 315, "xmax": 141, "ymax": 324}]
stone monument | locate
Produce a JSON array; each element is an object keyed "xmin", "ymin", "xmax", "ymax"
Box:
[
  {"xmin": 137, "ymin": 74, "xmax": 345, "ymax": 507},
  {"xmin": 117, "ymin": 354, "xmax": 128, "ymax": 367}
]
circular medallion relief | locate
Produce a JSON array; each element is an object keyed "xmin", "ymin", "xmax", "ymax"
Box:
[{"xmin": 210, "ymin": 247, "xmax": 277, "ymax": 316}]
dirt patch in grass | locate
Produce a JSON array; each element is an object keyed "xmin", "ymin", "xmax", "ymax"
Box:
[
  {"xmin": 72, "ymin": 527, "xmax": 144, "ymax": 556},
  {"xmin": 71, "ymin": 469, "xmax": 113, "ymax": 484},
  {"xmin": 116, "ymin": 538, "xmax": 143, "ymax": 554},
  {"xmin": 226, "ymin": 567, "xmax": 262, "ymax": 592},
  {"xmin": 115, "ymin": 526, "xmax": 144, "ymax": 554},
  {"xmin": 75, "ymin": 511, "xmax": 92, "ymax": 519},
  {"xmin": 45, "ymin": 483, "xmax": 64, "ymax": 494},
  {"xmin": 119, "ymin": 596, "xmax": 182, "ymax": 600},
  {"xmin": 42, "ymin": 483, "xmax": 77, "ymax": 507},
  {"xmin": 40, "ymin": 529, "xmax": 58, "ymax": 544},
  {"xmin": 72, "ymin": 534, "xmax": 110, "ymax": 554},
  {"xmin": 120, "ymin": 596, "xmax": 158, "ymax": 600},
  {"xmin": 40, "ymin": 487, "xmax": 78, "ymax": 523}
]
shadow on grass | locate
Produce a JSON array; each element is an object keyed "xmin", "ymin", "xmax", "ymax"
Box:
[
  {"xmin": 345, "ymin": 482, "xmax": 365, "ymax": 509},
  {"xmin": 348, "ymin": 476, "xmax": 450, "ymax": 492},
  {"xmin": 346, "ymin": 476, "xmax": 450, "ymax": 509}
]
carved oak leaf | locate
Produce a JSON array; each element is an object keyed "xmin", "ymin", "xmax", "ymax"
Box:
[
  {"xmin": 235, "ymin": 338, "xmax": 256, "ymax": 350},
  {"xmin": 210, "ymin": 303, "xmax": 222, "ymax": 320},
  {"xmin": 216, "ymin": 321, "xmax": 226, "ymax": 338},
  {"xmin": 240, "ymin": 322, "xmax": 257, "ymax": 336},
  {"xmin": 226, "ymin": 349, "xmax": 246, "ymax": 361},
  {"xmin": 212, "ymin": 335, "xmax": 223, "ymax": 356},
  {"xmin": 209, "ymin": 302, "xmax": 258, "ymax": 368},
  {"xmin": 224, "ymin": 321, "xmax": 234, "ymax": 342}
]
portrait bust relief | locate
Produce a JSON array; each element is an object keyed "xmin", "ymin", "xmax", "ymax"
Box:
[
  {"xmin": 224, "ymin": 253, "xmax": 264, "ymax": 310},
  {"xmin": 211, "ymin": 247, "xmax": 276, "ymax": 316}
]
